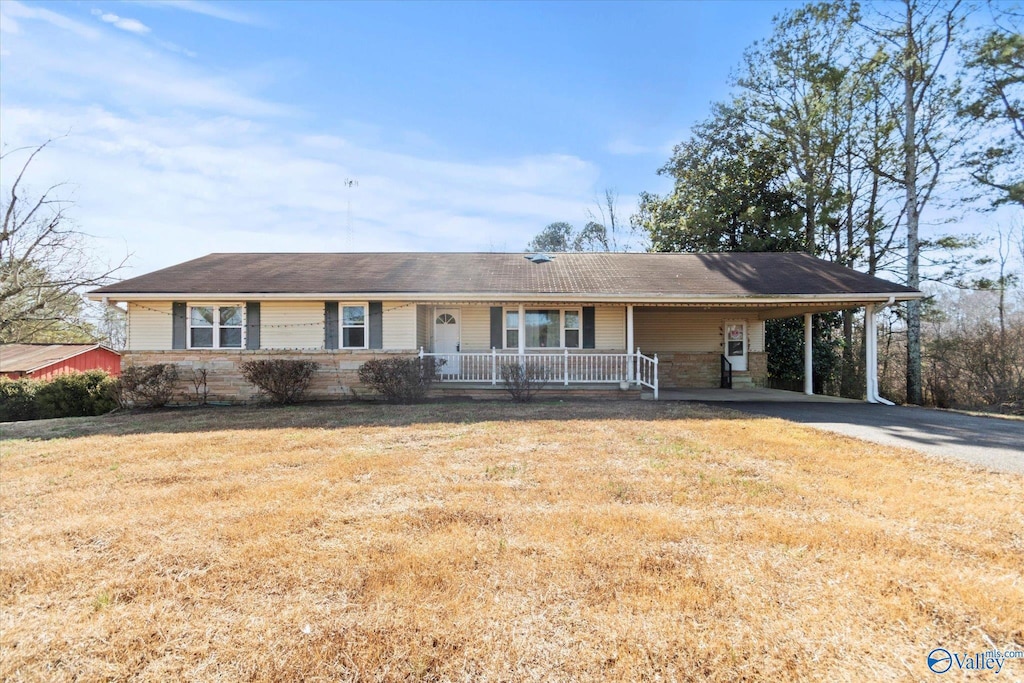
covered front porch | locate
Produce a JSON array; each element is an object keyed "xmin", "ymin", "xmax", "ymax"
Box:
[
  {"xmin": 416, "ymin": 298, "xmax": 896, "ymax": 403},
  {"xmin": 420, "ymin": 347, "xmax": 661, "ymax": 397}
]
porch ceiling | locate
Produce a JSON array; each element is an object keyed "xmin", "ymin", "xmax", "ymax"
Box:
[
  {"xmin": 632, "ymin": 301, "xmax": 882, "ymax": 319},
  {"xmin": 418, "ymin": 301, "xmax": 882, "ymax": 313}
]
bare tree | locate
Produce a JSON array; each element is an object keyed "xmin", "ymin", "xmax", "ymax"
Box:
[
  {"xmin": 1, "ymin": 140, "xmax": 126, "ymax": 342},
  {"xmin": 859, "ymin": 0, "xmax": 968, "ymax": 404},
  {"xmin": 585, "ymin": 188, "xmax": 634, "ymax": 252},
  {"xmin": 95, "ymin": 302, "xmax": 128, "ymax": 350}
]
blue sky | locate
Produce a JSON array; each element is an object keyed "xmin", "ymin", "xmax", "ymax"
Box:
[{"xmin": 0, "ymin": 0, "xmax": 806, "ymax": 276}]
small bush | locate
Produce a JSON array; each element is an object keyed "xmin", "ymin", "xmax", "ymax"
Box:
[
  {"xmin": 240, "ymin": 359, "xmax": 318, "ymax": 404},
  {"xmin": 500, "ymin": 362, "xmax": 549, "ymax": 403},
  {"xmin": 184, "ymin": 368, "xmax": 210, "ymax": 406},
  {"xmin": 1, "ymin": 372, "xmax": 118, "ymax": 422},
  {"xmin": 357, "ymin": 357, "xmax": 443, "ymax": 404},
  {"xmin": 0, "ymin": 378, "xmax": 39, "ymax": 421},
  {"xmin": 34, "ymin": 371, "xmax": 118, "ymax": 418},
  {"xmin": 119, "ymin": 364, "xmax": 180, "ymax": 408}
]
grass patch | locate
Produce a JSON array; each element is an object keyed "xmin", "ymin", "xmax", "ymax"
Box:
[{"xmin": 2, "ymin": 401, "xmax": 1022, "ymax": 681}]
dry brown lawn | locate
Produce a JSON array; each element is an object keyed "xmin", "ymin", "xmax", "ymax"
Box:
[{"xmin": 1, "ymin": 401, "xmax": 1022, "ymax": 681}]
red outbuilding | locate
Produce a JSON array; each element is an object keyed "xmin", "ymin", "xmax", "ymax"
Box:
[{"xmin": 0, "ymin": 344, "xmax": 121, "ymax": 380}]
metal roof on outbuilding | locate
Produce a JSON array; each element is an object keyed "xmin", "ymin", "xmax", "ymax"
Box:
[{"xmin": 0, "ymin": 344, "xmax": 118, "ymax": 374}]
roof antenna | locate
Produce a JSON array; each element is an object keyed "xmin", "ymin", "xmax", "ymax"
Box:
[{"xmin": 344, "ymin": 178, "xmax": 358, "ymax": 250}]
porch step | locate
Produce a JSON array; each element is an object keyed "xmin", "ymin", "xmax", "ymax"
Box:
[{"xmin": 730, "ymin": 373, "xmax": 755, "ymax": 389}]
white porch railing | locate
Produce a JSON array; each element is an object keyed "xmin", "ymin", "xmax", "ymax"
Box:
[
  {"xmin": 635, "ymin": 350, "xmax": 659, "ymax": 400},
  {"xmin": 420, "ymin": 347, "xmax": 659, "ymax": 399}
]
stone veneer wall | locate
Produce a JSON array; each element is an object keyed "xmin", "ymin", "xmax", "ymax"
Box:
[
  {"xmin": 121, "ymin": 349, "xmax": 418, "ymax": 404},
  {"xmin": 656, "ymin": 351, "xmax": 768, "ymax": 389},
  {"xmin": 746, "ymin": 352, "xmax": 768, "ymax": 386},
  {"xmin": 122, "ymin": 349, "xmax": 769, "ymax": 402}
]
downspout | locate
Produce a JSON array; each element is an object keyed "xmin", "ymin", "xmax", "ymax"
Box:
[{"xmin": 867, "ymin": 296, "xmax": 895, "ymax": 405}]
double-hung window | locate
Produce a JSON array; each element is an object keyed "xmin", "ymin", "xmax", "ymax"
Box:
[
  {"xmin": 505, "ymin": 310, "xmax": 519, "ymax": 349},
  {"xmin": 189, "ymin": 305, "xmax": 244, "ymax": 349},
  {"xmin": 505, "ymin": 308, "xmax": 581, "ymax": 349},
  {"xmin": 340, "ymin": 304, "xmax": 367, "ymax": 349},
  {"xmin": 563, "ymin": 310, "xmax": 581, "ymax": 348}
]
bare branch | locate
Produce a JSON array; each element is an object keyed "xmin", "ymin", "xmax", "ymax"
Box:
[{"xmin": 1, "ymin": 138, "xmax": 128, "ymax": 343}]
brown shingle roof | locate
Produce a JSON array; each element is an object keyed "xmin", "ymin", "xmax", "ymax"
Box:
[
  {"xmin": 0, "ymin": 344, "xmax": 112, "ymax": 374},
  {"xmin": 90, "ymin": 252, "xmax": 919, "ymax": 299}
]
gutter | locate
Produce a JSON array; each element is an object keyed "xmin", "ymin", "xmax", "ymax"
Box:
[{"xmin": 86, "ymin": 291, "xmax": 924, "ymax": 305}]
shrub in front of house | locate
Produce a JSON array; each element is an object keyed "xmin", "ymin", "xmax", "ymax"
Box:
[
  {"xmin": 500, "ymin": 362, "xmax": 549, "ymax": 403},
  {"xmin": 34, "ymin": 371, "xmax": 119, "ymax": 419},
  {"xmin": 0, "ymin": 371, "xmax": 118, "ymax": 422},
  {"xmin": 0, "ymin": 377, "xmax": 39, "ymax": 421},
  {"xmin": 239, "ymin": 359, "xmax": 318, "ymax": 404},
  {"xmin": 118, "ymin": 363, "xmax": 180, "ymax": 409},
  {"xmin": 357, "ymin": 357, "xmax": 443, "ymax": 404}
]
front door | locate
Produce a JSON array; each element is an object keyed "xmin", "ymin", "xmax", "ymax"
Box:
[
  {"xmin": 433, "ymin": 308, "xmax": 460, "ymax": 375},
  {"xmin": 724, "ymin": 321, "xmax": 747, "ymax": 372}
]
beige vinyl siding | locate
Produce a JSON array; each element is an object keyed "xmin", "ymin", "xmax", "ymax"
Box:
[
  {"xmin": 127, "ymin": 302, "xmax": 173, "ymax": 350},
  {"xmin": 635, "ymin": 310, "xmax": 763, "ymax": 355},
  {"xmin": 749, "ymin": 320, "xmax": 765, "ymax": 353},
  {"xmin": 416, "ymin": 305, "xmax": 430, "ymax": 350},
  {"xmin": 458, "ymin": 305, "xmax": 492, "ymax": 352},
  {"xmin": 260, "ymin": 301, "xmax": 324, "ymax": 349},
  {"xmin": 594, "ymin": 306, "xmax": 625, "ymax": 350},
  {"xmin": 382, "ymin": 302, "xmax": 417, "ymax": 350}
]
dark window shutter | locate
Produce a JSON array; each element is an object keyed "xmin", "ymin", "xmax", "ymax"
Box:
[
  {"xmin": 324, "ymin": 302, "xmax": 339, "ymax": 350},
  {"xmin": 245, "ymin": 302, "xmax": 260, "ymax": 350},
  {"xmin": 172, "ymin": 302, "xmax": 186, "ymax": 349},
  {"xmin": 582, "ymin": 306, "xmax": 596, "ymax": 349},
  {"xmin": 369, "ymin": 301, "xmax": 383, "ymax": 349},
  {"xmin": 490, "ymin": 306, "xmax": 503, "ymax": 349}
]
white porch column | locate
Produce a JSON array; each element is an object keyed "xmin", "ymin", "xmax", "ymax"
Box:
[
  {"xmin": 865, "ymin": 300, "xmax": 895, "ymax": 404},
  {"xmin": 626, "ymin": 304, "xmax": 635, "ymax": 382},
  {"xmin": 517, "ymin": 303, "xmax": 526, "ymax": 357},
  {"xmin": 804, "ymin": 312, "xmax": 814, "ymax": 395},
  {"xmin": 865, "ymin": 304, "xmax": 877, "ymax": 402}
]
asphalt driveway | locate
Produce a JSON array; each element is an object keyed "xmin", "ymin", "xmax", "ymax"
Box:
[{"xmin": 716, "ymin": 402, "xmax": 1024, "ymax": 474}]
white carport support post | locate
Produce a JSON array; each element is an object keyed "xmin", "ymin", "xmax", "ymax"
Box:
[
  {"xmin": 803, "ymin": 312, "xmax": 814, "ymax": 395},
  {"xmin": 626, "ymin": 304, "xmax": 635, "ymax": 383},
  {"xmin": 865, "ymin": 298, "xmax": 896, "ymax": 404}
]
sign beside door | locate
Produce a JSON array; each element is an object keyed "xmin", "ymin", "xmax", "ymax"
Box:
[{"xmin": 724, "ymin": 321, "xmax": 747, "ymax": 372}]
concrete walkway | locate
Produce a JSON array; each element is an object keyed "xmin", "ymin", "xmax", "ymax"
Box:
[{"xmin": 704, "ymin": 401, "xmax": 1024, "ymax": 475}]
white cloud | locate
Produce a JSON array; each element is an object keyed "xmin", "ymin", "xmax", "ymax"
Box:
[
  {"xmin": 606, "ymin": 138, "xmax": 654, "ymax": 156},
  {"xmin": 155, "ymin": 38, "xmax": 197, "ymax": 58},
  {"xmin": 0, "ymin": 4, "xmax": 606, "ymax": 279},
  {"xmin": 97, "ymin": 12, "xmax": 152, "ymax": 34},
  {"xmin": 0, "ymin": 12, "xmax": 21, "ymax": 34},
  {"xmin": 3, "ymin": 1, "xmax": 100, "ymax": 39},
  {"xmin": 132, "ymin": 0, "xmax": 260, "ymax": 26},
  {"xmin": 3, "ymin": 11, "xmax": 292, "ymax": 118},
  {"xmin": 1, "ymin": 103, "xmax": 598, "ymax": 275}
]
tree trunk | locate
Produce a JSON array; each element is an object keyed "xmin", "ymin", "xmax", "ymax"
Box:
[
  {"xmin": 805, "ymin": 186, "xmax": 817, "ymax": 253},
  {"xmin": 904, "ymin": 1, "xmax": 923, "ymax": 406}
]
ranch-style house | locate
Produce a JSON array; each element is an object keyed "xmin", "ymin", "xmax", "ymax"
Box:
[{"xmin": 88, "ymin": 251, "xmax": 922, "ymax": 402}]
